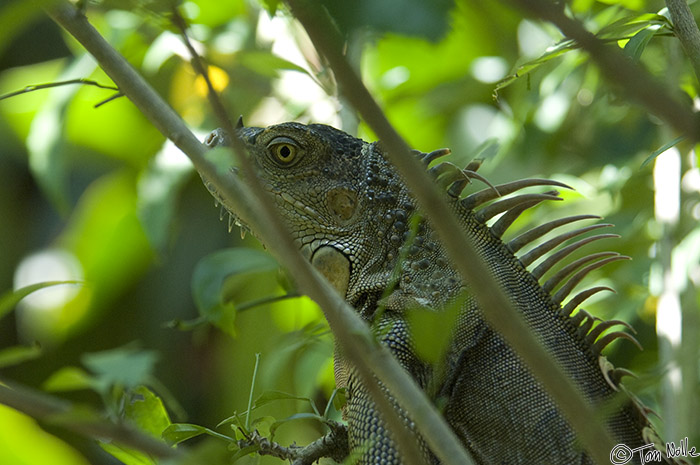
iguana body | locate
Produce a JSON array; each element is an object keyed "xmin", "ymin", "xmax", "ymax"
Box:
[{"xmin": 203, "ymin": 122, "xmax": 681, "ymax": 465}]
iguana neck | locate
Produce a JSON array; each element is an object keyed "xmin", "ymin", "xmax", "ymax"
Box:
[{"xmin": 345, "ymin": 142, "xmax": 462, "ymax": 317}]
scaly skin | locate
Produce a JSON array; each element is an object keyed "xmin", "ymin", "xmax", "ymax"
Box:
[{"xmin": 202, "ymin": 122, "xmax": 684, "ymax": 465}]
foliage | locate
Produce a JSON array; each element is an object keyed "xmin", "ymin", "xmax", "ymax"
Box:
[{"xmin": 0, "ymin": 0, "xmax": 699, "ymax": 464}]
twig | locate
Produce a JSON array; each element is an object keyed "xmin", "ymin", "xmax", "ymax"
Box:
[
  {"xmin": 42, "ymin": 3, "xmax": 458, "ymax": 465},
  {"xmin": 0, "ymin": 381, "xmax": 179, "ymax": 459},
  {"xmin": 666, "ymin": 0, "xmax": 700, "ymax": 84},
  {"xmin": 0, "ymin": 78, "xmax": 120, "ymax": 104},
  {"xmin": 284, "ymin": 0, "xmax": 616, "ymax": 463},
  {"xmin": 169, "ymin": 7, "xmax": 231, "ymax": 127},
  {"xmin": 503, "ymin": 0, "xmax": 700, "ymax": 141}
]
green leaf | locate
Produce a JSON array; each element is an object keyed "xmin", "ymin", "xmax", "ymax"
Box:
[
  {"xmin": 407, "ymin": 298, "xmax": 463, "ymax": 364},
  {"xmin": 43, "ymin": 366, "xmax": 96, "ymax": 392},
  {"xmin": 26, "ymin": 54, "xmax": 98, "ymax": 214},
  {"xmin": 237, "ymin": 51, "xmax": 312, "ymax": 79},
  {"xmin": 230, "ymin": 443, "xmax": 260, "ymax": 462},
  {"xmin": 126, "ymin": 386, "xmax": 172, "ymax": 439},
  {"xmin": 99, "ymin": 442, "xmax": 155, "ymax": 465},
  {"xmin": 191, "ymin": 248, "xmax": 278, "ymax": 336},
  {"xmin": 0, "ymin": 343, "xmax": 42, "ymax": 368},
  {"xmin": 596, "ymin": 13, "xmax": 671, "ymax": 41},
  {"xmin": 494, "ymin": 39, "xmax": 577, "ymax": 97},
  {"xmin": 623, "ymin": 27, "xmax": 657, "ymax": 61},
  {"xmin": 82, "ymin": 346, "xmax": 159, "ymax": 391},
  {"xmin": 0, "ymin": 281, "xmax": 82, "ymax": 321},
  {"xmin": 136, "ymin": 143, "xmax": 192, "ymax": 252},
  {"xmin": 0, "ymin": 402, "xmax": 92, "ymax": 465},
  {"xmin": 269, "ymin": 412, "xmax": 325, "ymax": 437},
  {"xmin": 331, "ymin": 388, "xmax": 347, "ymax": 414},
  {"xmin": 251, "ymin": 415, "xmax": 275, "ymax": 437},
  {"xmin": 162, "ymin": 423, "xmax": 207, "ymax": 445},
  {"xmin": 641, "ymin": 136, "xmax": 685, "ymax": 167},
  {"xmin": 320, "ymin": 0, "xmax": 454, "ymax": 42},
  {"xmin": 217, "ymin": 412, "xmax": 244, "ymax": 429},
  {"xmin": 469, "ymin": 138, "xmax": 500, "ymax": 162},
  {"xmin": 253, "ymin": 390, "xmax": 313, "ymax": 409},
  {"xmin": 162, "ymin": 423, "xmax": 235, "ymax": 445}
]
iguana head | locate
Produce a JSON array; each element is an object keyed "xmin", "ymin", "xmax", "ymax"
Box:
[{"xmin": 203, "ymin": 121, "xmax": 402, "ymax": 300}]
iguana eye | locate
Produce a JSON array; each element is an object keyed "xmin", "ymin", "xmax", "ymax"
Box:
[{"xmin": 267, "ymin": 137, "xmax": 299, "ymax": 166}]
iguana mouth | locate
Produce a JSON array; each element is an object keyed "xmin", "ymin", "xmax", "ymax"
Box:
[{"xmin": 203, "ymin": 176, "xmax": 252, "ymax": 240}]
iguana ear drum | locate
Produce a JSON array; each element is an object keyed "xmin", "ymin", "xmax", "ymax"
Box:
[{"xmin": 327, "ymin": 187, "xmax": 357, "ymax": 223}]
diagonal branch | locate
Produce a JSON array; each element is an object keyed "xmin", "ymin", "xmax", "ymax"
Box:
[
  {"xmin": 42, "ymin": 3, "xmax": 472, "ymax": 465},
  {"xmin": 284, "ymin": 0, "xmax": 616, "ymax": 464},
  {"xmin": 503, "ymin": 0, "xmax": 700, "ymax": 141}
]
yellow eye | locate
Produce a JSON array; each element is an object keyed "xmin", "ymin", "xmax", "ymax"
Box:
[{"xmin": 267, "ymin": 137, "xmax": 300, "ymax": 166}]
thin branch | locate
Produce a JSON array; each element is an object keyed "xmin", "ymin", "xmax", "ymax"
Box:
[
  {"xmin": 503, "ymin": 0, "xmax": 700, "ymax": 141},
  {"xmin": 170, "ymin": 8, "xmax": 428, "ymax": 465},
  {"xmin": 284, "ymin": 1, "xmax": 616, "ymax": 464},
  {"xmin": 666, "ymin": 0, "xmax": 700, "ymax": 84},
  {"xmin": 0, "ymin": 78, "xmax": 119, "ymax": 102},
  {"xmin": 43, "ymin": 3, "xmax": 458, "ymax": 465},
  {"xmin": 0, "ymin": 381, "xmax": 179, "ymax": 459}
]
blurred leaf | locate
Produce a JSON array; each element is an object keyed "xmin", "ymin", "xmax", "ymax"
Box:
[
  {"xmin": 596, "ymin": 13, "xmax": 671, "ymax": 40},
  {"xmin": 253, "ymin": 390, "xmax": 314, "ymax": 409},
  {"xmin": 641, "ymin": 136, "xmax": 685, "ymax": 167},
  {"xmin": 191, "ymin": 248, "xmax": 278, "ymax": 336},
  {"xmin": 163, "ymin": 423, "xmax": 208, "ymax": 445},
  {"xmin": 100, "ymin": 442, "xmax": 155, "ymax": 465},
  {"xmin": 82, "ymin": 346, "xmax": 159, "ymax": 391},
  {"xmin": 125, "ymin": 386, "xmax": 172, "ymax": 438},
  {"xmin": 230, "ymin": 443, "xmax": 260, "ymax": 462},
  {"xmin": 494, "ymin": 39, "xmax": 577, "ymax": 97},
  {"xmin": 623, "ymin": 26, "xmax": 662, "ymax": 61},
  {"xmin": 407, "ymin": 297, "xmax": 463, "ymax": 364},
  {"xmin": 0, "ymin": 403, "xmax": 91, "ymax": 465},
  {"xmin": 320, "ymin": 0, "xmax": 454, "ymax": 42},
  {"xmin": 162, "ymin": 422, "xmax": 235, "ymax": 446},
  {"xmin": 0, "ymin": 343, "xmax": 42, "ymax": 368},
  {"xmin": 331, "ymin": 388, "xmax": 347, "ymax": 414},
  {"xmin": 217, "ymin": 412, "xmax": 244, "ymax": 429},
  {"xmin": 251, "ymin": 415, "xmax": 275, "ymax": 437},
  {"xmin": 257, "ymin": 0, "xmax": 280, "ymax": 15},
  {"xmin": 43, "ymin": 366, "xmax": 96, "ymax": 392},
  {"xmin": 236, "ymin": 50, "xmax": 312, "ymax": 78},
  {"xmin": 136, "ymin": 141, "xmax": 193, "ymax": 251},
  {"xmin": 59, "ymin": 172, "xmax": 154, "ymax": 330},
  {"xmin": 0, "ymin": 0, "xmax": 49, "ymax": 58},
  {"xmin": 269, "ymin": 412, "xmax": 324, "ymax": 437},
  {"xmin": 469, "ymin": 138, "xmax": 500, "ymax": 162},
  {"xmin": 65, "ymin": 67, "xmax": 164, "ymax": 166},
  {"xmin": 0, "ymin": 281, "xmax": 81, "ymax": 321},
  {"xmin": 25, "ymin": 54, "xmax": 99, "ymax": 213},
  {"xmin": 187, "ymin": 0, "xmax": 247, "ymax": 28}
]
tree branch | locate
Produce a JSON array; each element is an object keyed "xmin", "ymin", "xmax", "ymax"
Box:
[
  {"xmin": 43, "ymin": 3, "xmax": 471, "ymax": 465},
  {"xmin": 284, "ymin": 1, "xmax": 617, "ymax": 464},
  {"xmin": 503, "ymin": 0, "xmax": 700, "ymax": 141},
  {"xmin": 666, "ymin": 0, "xmax": 700, "ymax": 84},
  {"xmin": 0, "ymin": 381, "xmax": 179, "ymax": 459}
]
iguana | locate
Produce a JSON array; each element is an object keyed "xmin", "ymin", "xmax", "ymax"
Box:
[{"xmin": 202, "ymin": 120, "xmax": 686, "ymax": 465}]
